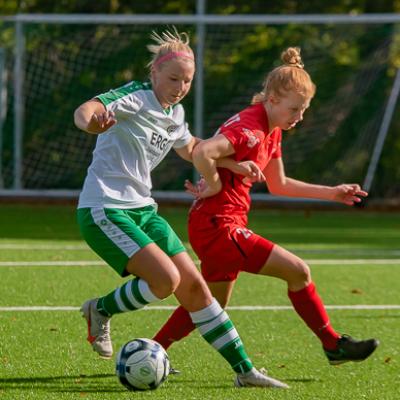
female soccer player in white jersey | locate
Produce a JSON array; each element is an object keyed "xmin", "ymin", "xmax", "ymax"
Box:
[
  {"xmin": 153, "ymin": 47, "xmax": 379, "ymax": 367},
  {"xmin": 74, "ymin": 27, "xmax": 288, "ymax": 389}
]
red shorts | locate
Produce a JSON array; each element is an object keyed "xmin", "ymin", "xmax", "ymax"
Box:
[{"xmin": 188, "ymin": 211, "xmax": 275, "ymax": 282}]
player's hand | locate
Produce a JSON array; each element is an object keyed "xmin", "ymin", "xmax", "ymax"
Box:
[
  {"xmin": 332, "ymin": 184, "xmax": 368, "ymax": 206},
  {"xmin": 227, "ymin": 160, "xmax": 266, "ymax": 184},
  {"xmin": 239, "ymin": 161, "xmax": 266, "ymax": 184},
  {"xmin": 184, "ymin": 178, "xmax": 205, "ymax": 198},
  {"xmin": 184, "ymin": 178, "xmax": 221, "ymax": 199},
  {"xmin": 87, "ymin": 111, "xmax": 117, "ymax": 133}
]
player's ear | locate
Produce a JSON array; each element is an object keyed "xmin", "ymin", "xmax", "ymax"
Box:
[
  {"xmin": 150, "ymin": 65, "xmax": 157, "ymax": 82},
  {"xmin": 268, "ymin": 93, "xmax": 280, "ymax": 105}
]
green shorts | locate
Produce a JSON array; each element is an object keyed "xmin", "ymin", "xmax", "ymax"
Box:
[{"xmin": 77, "ymin": 205, "xmax": 186, "ymax": 276}]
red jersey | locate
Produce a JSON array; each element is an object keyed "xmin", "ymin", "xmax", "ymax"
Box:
[{"xmin": 191, "ymin": 103, "xmax": 282, "ymax": 217}]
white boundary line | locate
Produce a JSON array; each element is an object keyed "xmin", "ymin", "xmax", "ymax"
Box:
[
  {"xmin": 306, "ymin": 259, "xmax": 400, "ymax": 264},
  {"xmin": 0, "ymin": 305, "xmax": 399, "ymax": 312},
  {"xmin": 0, "ymin": 261, "xmax": 106, "ymax": 266},
  {"xmin": 0, "ymin": 244, "xmax": 89, "ymax": 250},
  {"xmin": 0, "ymin": 259, "xmax": 399, "ymax": 267},
  {"xmin": 1, "ymin": 243, "xmax": 400, "ymax": 255}
]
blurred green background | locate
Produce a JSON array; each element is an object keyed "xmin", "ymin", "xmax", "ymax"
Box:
[{"xmin": 1, "ymin": 1, "xmax": 399, "ymax": 199}]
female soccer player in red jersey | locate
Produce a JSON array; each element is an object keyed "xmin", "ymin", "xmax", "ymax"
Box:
[{"xmin": 153, "ymin": 47, "xmax": 379, "ymax": 366}]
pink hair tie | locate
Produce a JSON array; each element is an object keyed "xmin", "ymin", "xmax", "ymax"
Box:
[{"xmin": 153, "ymin": 51, "xmax": 194, "ymax": 67}]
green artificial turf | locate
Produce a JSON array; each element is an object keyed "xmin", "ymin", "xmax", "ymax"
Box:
[{"xmin": 0, "ymin": 204, "xmax": 399, "ymax": 399}]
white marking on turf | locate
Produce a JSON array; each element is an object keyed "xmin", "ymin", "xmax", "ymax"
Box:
[
  {"xmin": 0, "ymin": 261, "xmax": 106, "ymax": 266},
  {"xmin": 0, "ymin": 305, "xmax": 399, "ymax": 311},
  {"xmin": 0, "ymin": 259, "xmax": 399, "ymax": 267},
  {"xmin": 1, "ymin": 243, "xmax": 400, "ymax": 257},
  {"xmin": 0, "ymin": 244, "xmax": 89, "ymax": 250},
  {"xmin": 306, "ymin": 259, "xmax": 400, "ymax": 265}
]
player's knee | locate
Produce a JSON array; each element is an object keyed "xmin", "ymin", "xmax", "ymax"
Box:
[
  {"xmin": 186, "ymin": 277, "xmax": 213, "ymax": 306},
  {"xmin": 190, "ymin": 277, "xmax": 210, "ymax": 298},
  {"xmin": 153, "ymin": 270, "xmax": 181, "ymax": 299},
  {"xmin": 292, "ymin": 260, "xmax": 311, "ymax": 285}
]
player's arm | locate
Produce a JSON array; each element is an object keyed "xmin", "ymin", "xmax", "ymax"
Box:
[
  {"xmin": 217, "ymin": 158, "xmax": 265, "ymax": 183},
  {"xmin": 264, "ymin": 158, "xmax": 368, "ymax": 206},
  {"xmin": 175, "ymin": 137, "xmax": 264, "ymax": 182},
  {"xmin": 191, "ymin": 134, "xmax": 235, "ymax": 197},
  {"xmin": 174, "ymin": 137, "xmax": 201, "ymax": 162},
  {"xmin": 74, "ymin": 99, "xmax": 117, "ymax": 134}
]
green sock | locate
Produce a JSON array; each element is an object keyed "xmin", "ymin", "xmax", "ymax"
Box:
[
  {"xmin": 97, "ymin": 277, "xmax": 160, "ymax": 316},
  {"xmin": 190, "ymin": 298, "xmax": 253, "ymax": 374}
]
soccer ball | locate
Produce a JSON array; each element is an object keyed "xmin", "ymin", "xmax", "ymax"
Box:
[{"xmin": 115, "ymin": 338, "xmax": 170, "ymax": 391}]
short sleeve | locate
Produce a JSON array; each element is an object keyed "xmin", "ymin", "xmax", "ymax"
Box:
[
  {"xmin": 221, "ymin": 125, "xmax": 263, "ymax": 161},
  {"xmin": 96, "ymin": 83, "xmax": 144, "ymax": 117},
  {"xmin": 173, "ymin": 122, "xmax": 194, "ymax": 149}
]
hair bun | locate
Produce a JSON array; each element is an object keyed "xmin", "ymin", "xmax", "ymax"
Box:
[{"xmin": 281, "ymin": 47, "xmax": 304, "ymax": 69}]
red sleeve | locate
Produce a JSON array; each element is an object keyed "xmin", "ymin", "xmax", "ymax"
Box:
[
  {"xmin": 219, "ymin": 121, "xmax": 264, "ymax": 161},
  {"xmin": 221, "ymin": 128, "xmax": 251, "ymax": 161}
]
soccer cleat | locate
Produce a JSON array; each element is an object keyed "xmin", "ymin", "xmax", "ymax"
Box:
[
  {"xmin": 80, "ymin": 298, "xmax": 113, "ymax": 359},
  {"xmin": 234, "ymin": 368, "xmax": 289, "ymax": 389},
  {"xmin": 324, "ymin": 335, "xmax": 379, "ymax": 365},
  {"xmin": 169, "ymin": 366, "xmax": 181, "ymax": 375}
]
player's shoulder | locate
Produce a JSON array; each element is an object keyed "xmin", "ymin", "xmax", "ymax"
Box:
[
  {"xmin": 98, "ymin": 80, "xmax": 152, "ymax": 105},
  {"xmin": 234, "ymin": 103, "xmax": 268, "ymax": 137},
  {"xmin": 115, "ymin": 80, "xmax": 152, "ymax": 95}
]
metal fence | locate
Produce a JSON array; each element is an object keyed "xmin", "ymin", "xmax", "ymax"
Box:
[{"xmin": 1, "ymin": 5, "xmax": 399, "ymax": 202}]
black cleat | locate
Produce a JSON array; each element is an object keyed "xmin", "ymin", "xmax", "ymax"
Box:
[
  {"xmin": 324, "ymin": 335, "xmax": 379, "ymax": 365},
  {"xmin": 169, "ymin": 366, "xmax": 181, "ymax": 375}
]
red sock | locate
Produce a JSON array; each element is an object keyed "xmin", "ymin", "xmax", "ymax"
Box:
[
  {"xmin": 288, "ymin": 282, "xmax": 340, "ymax": 350},
  {"xmin": 153, "ymin": 305, "xmax": 196, "ymax": 350}
]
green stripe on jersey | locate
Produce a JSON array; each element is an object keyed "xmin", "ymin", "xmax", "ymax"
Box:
[{"xmin": 97, "ymin": 80, "xmax": 152, "ymax": 105}]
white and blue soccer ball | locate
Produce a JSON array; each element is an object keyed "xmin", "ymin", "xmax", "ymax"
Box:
[{"xmin": 115, "ymin": 338, "xmax": 170, "ymax": 391}]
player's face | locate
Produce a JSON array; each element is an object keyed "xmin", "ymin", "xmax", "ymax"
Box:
[
  {"xmin": 268, "ymin": 91, "xmax": 311, "ymax": 131},
  {"xmin": 151, "ymin": 58, "xmax": 195, "ymax": 109}
]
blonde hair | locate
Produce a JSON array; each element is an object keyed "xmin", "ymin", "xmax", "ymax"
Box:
[
  {"xmin": 147, "ymin": 26, "xmax": 194, "ymax": 69},
  {"xmin": 252, "ymin": 47, "xmax": 316, "ymax": 104}
]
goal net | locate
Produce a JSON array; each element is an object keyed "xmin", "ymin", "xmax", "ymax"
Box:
[{"xmin": 0, "ymin": 16, "xmax": 399, "ymax": 200}]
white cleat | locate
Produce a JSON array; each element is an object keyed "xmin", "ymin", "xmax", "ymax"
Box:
[
  {"xmin": 234, "ymin": 367, "xmax": 289, "ymax": 389},
  {"xmin": 80, "ymin": 298, "xmax": 113, "ymax": 359}
]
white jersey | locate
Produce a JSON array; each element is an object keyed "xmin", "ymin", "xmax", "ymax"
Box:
[{"xmin": 78, "ymin": 81, "xmax": 193, "ymax": 209}]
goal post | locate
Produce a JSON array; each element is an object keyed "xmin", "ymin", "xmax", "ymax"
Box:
[
  {"xmin": 0, "ymin": 47, "xmax": 7, "ymax": 188},
  {"xmin": 0, "ymin": 11, "xmax": 399, "ymax": 203}
]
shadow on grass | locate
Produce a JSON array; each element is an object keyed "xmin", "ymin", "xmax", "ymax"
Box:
[
  {"xmin": 286, "ymin": 378, "xmax": 319, "ymax": 383},
  {"xmin": 0, "ymin": 374, "xmax": 223, "ymax": 392},
  {"xmin": 0, "ymin": 373, "xmax": 127, "ymax": 393},
  {"xmin": 0, "ymin": 373, "xmax": 318, "ymax": 393}
]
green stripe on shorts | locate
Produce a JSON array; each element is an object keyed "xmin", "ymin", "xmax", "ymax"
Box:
[{"xmin": 77, "ymin": 206, "xmax": 186, "ymax": 276}]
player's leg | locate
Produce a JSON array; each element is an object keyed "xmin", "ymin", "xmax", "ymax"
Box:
[
  {"xmin": 98, "ymin": 242, "xmax": 180, "ymax": 314},
  {"xmin": 257, "ymin": 243, "xmax": 379, "ymax": 364},
  {"xmin": 81, "ymin": 244, "xmax": 179, "ymax": 357},
  {"xmin": 149, "ymin": 213, "xmax": 287, "ymax": 387},
  {"xmin": 170, "ymin": 252, "xmax": 288, "ymax": 388},
  {"xmin": 78, "ymin": 207, "xmax": 181, "ymax": 358},
  {"xmin": 153, "ymin": 278, "xmax": 236, "ymax": 350},
  {"xmin": 258, "ymin": 244, "xmax": 340, "ymax": 348},
  {"xmin": 153, "ymin": 213, "xmax": 239, "ymax": 350},
  {"xmin": 207, "ymin": 280, "xmax": 236, "ymax": 308}
]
